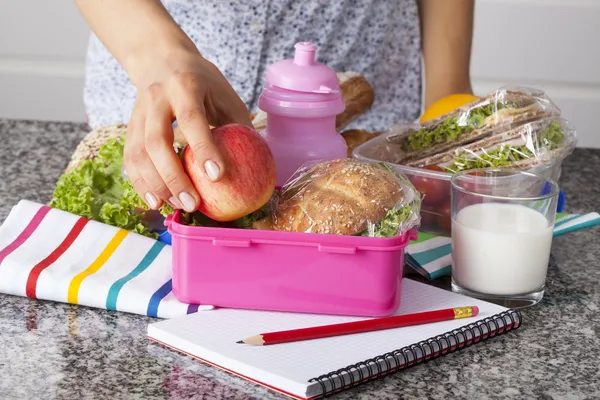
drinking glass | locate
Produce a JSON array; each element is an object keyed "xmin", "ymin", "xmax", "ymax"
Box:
[{"xmin": 450, "ymin": 168, "xmax": 559, "ymax": 308}]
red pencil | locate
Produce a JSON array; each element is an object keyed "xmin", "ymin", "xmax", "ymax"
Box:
[{"xmin": 237, "ymin": 306, "xmax": 479, "ymax": 346}]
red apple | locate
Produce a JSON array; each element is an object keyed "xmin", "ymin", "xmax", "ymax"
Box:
[{"xmin": 182, "ymin": 123, "xmax": 276, "ymax": 221}]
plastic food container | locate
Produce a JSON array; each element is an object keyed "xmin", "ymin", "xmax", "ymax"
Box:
[
  {"xmin": 353, "ymin": 129, "xmax": 564, "ymax": 236},
  {"xmin": 165, "ymin": 211, "xmax": 417, "ymax": 317}
]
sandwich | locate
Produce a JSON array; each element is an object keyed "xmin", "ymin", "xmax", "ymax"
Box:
[
  {"xmin": 404, "ymin": 117, "xmax": 575, "ymax": 173},
  {"xmin": 258, "ymin": 159, "xmax": 419, "ymax": 238},
  {"xmin": 385, "ymin": 89, "xmax": 560, "ymax": 163}
]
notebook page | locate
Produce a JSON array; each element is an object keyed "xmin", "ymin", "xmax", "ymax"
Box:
[{"xmin": 148, "ymin": 279, "xmax": 508, "ymax": 399}]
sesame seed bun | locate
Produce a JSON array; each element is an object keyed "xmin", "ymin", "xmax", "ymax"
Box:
[{"xmin": 271, "ymin": 159, "xmax": 405, "ymax": 235}]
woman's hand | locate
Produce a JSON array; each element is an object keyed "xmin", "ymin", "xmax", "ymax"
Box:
[
  {"xmin": 75, "ymin": 0, "xmax": 251, "ymax": 212},
  {"xmin": 123, "ymin": 49, "xmax": 252, "ymax": 212}
]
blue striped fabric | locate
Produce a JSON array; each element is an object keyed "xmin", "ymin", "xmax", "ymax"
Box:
[
  {"xmin": 0, "ymin": 200, "xmax": 215, "ymax": 319},
  {"xmin": 147, "ymin": 280, "xmax": 174, "ymax": 318},
  {"xmin": 106, "ymin": 241, "xmax": 166, "ymax": 311}
]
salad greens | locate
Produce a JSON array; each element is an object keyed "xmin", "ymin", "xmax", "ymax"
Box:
[
  {"xmin": 50, "ymin": 135, "xmax": 271, "ymax": 238},
  {"xmin": 357, "ymin": 204, "xmax": 414, "ymax": 238},
  {"xmin": 402, "ymin": 102, "xmax": 512, "ymax": 153},
  {"xmin": 353, "ymin": 162, "xmax": 420, "ymax": 238},
  {"xmin": 446, "ymin": 120, "xmax": 564, "ymax": 173},
  {"xmin": 51, "ymin": 136, "xmax": 159, "ymax": 238}
]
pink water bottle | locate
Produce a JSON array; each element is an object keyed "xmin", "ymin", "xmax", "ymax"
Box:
[{"xmin": 258, "ymin": 42, "xmax": 347, "ymax": 187}]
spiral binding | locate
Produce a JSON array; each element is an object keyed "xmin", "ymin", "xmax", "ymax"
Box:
[{"xmin": 308, "ymin": 309, "xmax": 522, "ymax": 399}]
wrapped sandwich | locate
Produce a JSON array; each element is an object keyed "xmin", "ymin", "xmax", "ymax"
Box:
[
  {"xmin": 254, "ymin": 159, "xmax": 421, "ymax": 238},
  {"xmin": 385, "ymin": 87, "xmax": 561, "ymax": 164},
  {"xmin": 353, "ymin": 87, "xmax": 576, "ymax": 174},
  {"xmin": 408, "ymin": 117, "xmax": 576, "ymax": 173}
]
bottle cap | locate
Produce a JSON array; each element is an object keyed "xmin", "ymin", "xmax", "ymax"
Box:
[{"xmin": 264, "ymin": 42, "xmax": 341, "ymax": 94}]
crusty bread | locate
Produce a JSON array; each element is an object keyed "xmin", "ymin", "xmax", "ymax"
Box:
[
  {"xmin": 335, "ymin": 72, "xmax": 375, "ymax": 131},
  {"xmin": 271, "ymin": 159, "xmax": 404, "ymax": 235},
  {"xmin": 65, "ymin": 124, "xmax": 127, "ymax": 172},
  {"xmin": 341, "ymin": 129, "xmax": 383, "ymax": 157},
  {"xmin": 251, "ymin": 71, "xmax": 374, "ymax": 132}
]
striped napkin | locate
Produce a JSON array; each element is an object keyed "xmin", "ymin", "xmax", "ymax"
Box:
[
  {"xmin": 406, "ymin": 212, "xmax": 600, "ymax": 280},
  {"xmin": 0, "ymin": 200, "xmax": 212, "ymax": 318}
]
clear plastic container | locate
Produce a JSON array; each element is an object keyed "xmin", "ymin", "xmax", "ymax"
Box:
[
  {"xmin": 352, "ymin": 129, "xmax": 563, "ymax": 236},
  {"xmin": 165, "ymin": 211, "xmax": 417, "ymax": 317}
]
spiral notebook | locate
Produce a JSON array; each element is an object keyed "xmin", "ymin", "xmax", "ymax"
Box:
[{"xmin": 147, "ymin": 279, "xmax": 521, "ymax": 399}]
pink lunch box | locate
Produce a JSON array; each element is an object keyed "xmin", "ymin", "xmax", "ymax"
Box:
[{"xmin": 166, "ymin": 211, "xmax": 418, "ymax": 317}]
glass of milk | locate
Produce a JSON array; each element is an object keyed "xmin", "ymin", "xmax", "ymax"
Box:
[{"xmin": 450, "ymin": 168, "xmax": 559, "ymax": 308}]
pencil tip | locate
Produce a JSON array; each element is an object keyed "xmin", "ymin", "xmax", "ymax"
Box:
[{"xmin": 236, "ymin": 340, "xmax": 243, "ymax": 344}]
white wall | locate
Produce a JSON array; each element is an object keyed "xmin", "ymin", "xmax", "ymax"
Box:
[
  {"xmin": 0, "ymin": 0, "xmax": 599, "ymax": 148},
  {"xmin": 470, "ymin": 0, "xmax": 600, "ymax": 149},
  {"xmin": 0, "ymin": 0, "xmax": 89, "ymax": 122}
]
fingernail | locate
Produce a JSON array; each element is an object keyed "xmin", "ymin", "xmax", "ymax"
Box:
[
  {"xmin": 204, "ymin": 160, "xmax": 220, "ymax": 181},
  {"xmin": 168, "ymin": 197, "xmax": 182, "ymax": 209},
  {"xmin": 145, "ymin": 192, "xmax": 158, "ymax": 209},
  {"xmin": 179, "ymin": 192, "xmax": 196, "ymax": 212}
]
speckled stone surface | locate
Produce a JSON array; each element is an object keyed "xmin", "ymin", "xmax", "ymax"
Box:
[{"xmin": 0, "ymin": 119, "xmax": 599, "ymax": 400}]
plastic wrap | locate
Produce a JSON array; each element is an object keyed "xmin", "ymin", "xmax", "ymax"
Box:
[
  {"xmin": 266, "ymin": 158, "xmax": 421, "ymax": 238},
  {"xmin": 413, "ymin": 116, "xmax": 577, "ymax": 173},
  {"xmin": 380, "ymin": 86, "xmax": 567, "ymax": 167}
]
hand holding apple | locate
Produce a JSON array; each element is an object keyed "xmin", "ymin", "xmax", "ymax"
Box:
[{"xmin": 182, "ymin": 123, "xmax": 276, "ymax": 221}]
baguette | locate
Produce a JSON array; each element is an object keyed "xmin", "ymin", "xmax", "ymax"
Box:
[{"xmin": 335, "ymin": 72, "xmax": 375, "ymax": 131}]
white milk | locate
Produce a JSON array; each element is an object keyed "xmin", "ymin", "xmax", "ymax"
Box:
[{"xmin": 451, "ymin": 203, "xmax": 553, "ymax": 295}]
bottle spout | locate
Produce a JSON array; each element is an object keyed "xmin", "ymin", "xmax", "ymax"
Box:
[{"xmin": 293, "ymin": 42, "xmax": 317, "ymax": 66}]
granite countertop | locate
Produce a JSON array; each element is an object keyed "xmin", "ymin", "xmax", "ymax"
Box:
[{"xmin": 1, "ymin": 119, "xmax": 599, "ymax": 400}]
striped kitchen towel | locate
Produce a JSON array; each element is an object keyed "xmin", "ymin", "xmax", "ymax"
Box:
[
  {"xmin": 406, "ymin": 212, "xmax": 600, "ymax": 280},
  {"xmin": 0, "ymin": 200, "xmax": 212, "ymax": 318}
]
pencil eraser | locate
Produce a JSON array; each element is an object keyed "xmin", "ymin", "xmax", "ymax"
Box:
[{"xmin": 472, "ymin": 306, "xmax": 479, "ymax": 316}]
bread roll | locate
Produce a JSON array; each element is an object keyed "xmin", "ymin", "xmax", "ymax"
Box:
[
  {"xmin": 335, "ymin": 72, "xmax": 375, "ymax": 131},
  {"xmin": 271, "ymin": 159, "xmax": 404, "ymax": 235},
  {"xmin": 251, "ymin": 71, "xmax": 374, "ymax": 132}
]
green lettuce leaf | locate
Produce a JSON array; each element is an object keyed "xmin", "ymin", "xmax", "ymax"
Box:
[
  {"xmin": 51, "ymin": 133, "xmax": 275, "ymax": 235},
  {"xmin": 51, "ymin": 135, "xmax": 159, "ymax": 238},
  {"xmin": 357, "ymin": 204, "xmax": 414, "ymax": 238}
]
